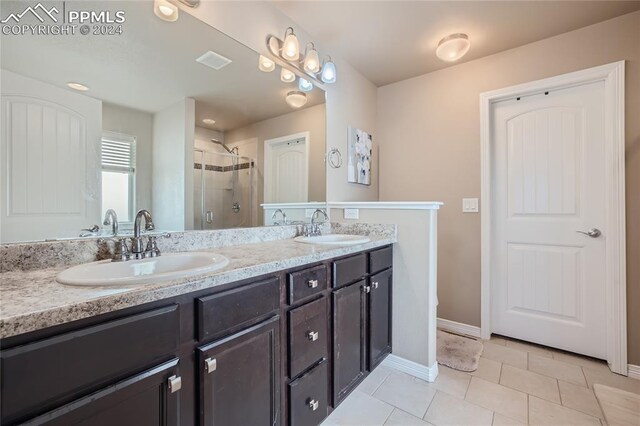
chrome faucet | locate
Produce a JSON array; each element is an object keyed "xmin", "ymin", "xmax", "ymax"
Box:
[
  {"xmin": 304, "ymin": 209, "xmax": 328, "ymax": 237},
  {"xmin": 131, "ymin": 209, "xmax": 155, "ymax": 259},
  {"xmin": 272, "ymin": 209, "xmax": 287, "ymax": 225},
  {"xmin": 103, "ymin": 209, "xmax": 119, "ymax": 236}
]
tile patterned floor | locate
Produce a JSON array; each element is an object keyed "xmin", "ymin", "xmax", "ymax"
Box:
[{"xmin": 321, "ymin": 334, "xmax": 640, "ymax": 425}]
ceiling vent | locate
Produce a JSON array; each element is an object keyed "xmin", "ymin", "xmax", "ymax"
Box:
[{"xmin": 196, "ymin": 51, "xmax": 232, "ymax": 70}]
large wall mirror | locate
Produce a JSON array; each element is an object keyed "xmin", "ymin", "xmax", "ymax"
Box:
[{"xmin": 0, "ymin": 1, "xmax": 326, "ymax": 243}]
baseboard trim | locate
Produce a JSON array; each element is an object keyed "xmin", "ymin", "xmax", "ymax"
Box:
[
  {"xmin": 628, "ymin": 364, "xmax": 640, "ymax": 380},
  {"xmin": 437, "ymin": 318, "xmax": 482, "ymax": 338},
  {"xmin": 382, "ymin": 354, "xmax": 439, "ymax": 383}
]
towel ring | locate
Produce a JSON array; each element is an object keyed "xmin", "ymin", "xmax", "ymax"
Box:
[{"xmin": 327, "ymin": 148, "xmax": 342, "ymax": 169}]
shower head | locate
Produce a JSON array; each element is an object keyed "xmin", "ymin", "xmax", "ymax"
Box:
[{"xmin": 211, "ymin": 139, "xmax": 238, "ymax": 155}]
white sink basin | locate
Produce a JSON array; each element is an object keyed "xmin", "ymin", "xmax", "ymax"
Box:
[
  {"xmin": 57, "ymin": 252, "xmax": 229, "ymax": 287},
  {"xmin": 294, "ymin": 234, "xmax": 371, "ymax": 245}
]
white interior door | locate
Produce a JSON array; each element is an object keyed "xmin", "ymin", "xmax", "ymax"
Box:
[
  {"xmin": 491, "ymin": 81, "xmax": 607, "ymax": 359},
  {"xmin": 264, "ymin": 134, "xmax": 308, "ymax": 203},
  {"xmin": 1, "ymin": 70, "xmax": 102, "ymax": 242}
]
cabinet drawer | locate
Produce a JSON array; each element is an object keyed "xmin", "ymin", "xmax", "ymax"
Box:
[
  {"xmin": 332, "ymin": 253, "xmax": 366, "ymax": 288},
  {"xmin": 197, "ymin": 277, "xmax": 279, "ymax": 341},
  {"xmin": 288, "ymin": 264, "xmax": 327, "ymax": 304},
  {"xmin": 369, "ymin": 246, "xmax": 393, "ymax": 274},
  {"xmin": 1, "ymin": 304, "xmax": 179, "ymax": 424},
  {"xmin": 289, "ymin": 360, "xmax": 329, "ymax": 426},
  {"xmin": 288, "ymin": 297, "xmax": 328, "ymax": 378}
]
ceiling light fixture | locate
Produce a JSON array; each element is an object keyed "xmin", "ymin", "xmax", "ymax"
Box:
[
  {"xmin": 280, "ymin": 67, "xmax": 296, "ymax": 83},
  {"xmin": 258, "ymin": 55, "xmax": 275, "ymax": 72},
  {"xmin": 202, "ymin": 118, "xmax": 216, "ymax": 125},
  {"xmin": 266, "ymin": 27, "xmax": 336, "ymax": 85},
  {"xmin": 436, "ymin": 33, "xmax": 471, "ymax": 62},
  {"xmin": 298, "ymin": 77, "xmax": 313, "ymax": 92},
  {"xmin": 281, "ymin": 27, "xmax": 300, "ymax": 61},
  {"xmin": 303, "ymin": 42, "xmax": 320, "ymax": 74},
  {"xmin": 153, "ymin": 0, "xmax": 179, "ymax": 22},
  {"xmin": 286, "ymin": 91, "xmax": 307, "ymax": 109},
  {"xmin": 320, "ymin": 57, "xmax": 337, "ymax": 84},
  {"xmin": 67, "ymin": 82, "xmax": 89, "ymax": 91}
]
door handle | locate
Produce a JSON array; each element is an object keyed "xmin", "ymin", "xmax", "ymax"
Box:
[
  {"xmin": 167, "ymin": 375, "xmax": 182, "ymax": 393},
  {"xmin": 576, "ymin": 228, "xmax": 601, "ymax": 238},
  {"xmin": 307, "ymin": 330, "xmax": 319, "ymax": 341},
  {"xmin": 205, "ymin": 211, "xmax": 213, "ymax": 223},
  {"xmin": 372, "ymin": 281, "xmax": 379, "ymax": 289},
  {"xmin": 204, "ymin": 357, "xmax": 217, "ymax": 373}
]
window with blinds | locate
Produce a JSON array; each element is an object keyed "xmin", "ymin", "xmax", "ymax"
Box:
[{"xmin": 101, "ymin": 132, "xmax": 136, "ymax": 223}]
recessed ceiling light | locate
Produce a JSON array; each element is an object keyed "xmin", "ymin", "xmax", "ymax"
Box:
[
  {"xmin": 67, "ymin": 82, "xmax": 89, "ymax": 91},
  {"xmin": 436, "ymin": 33, "xmax": 471, "ymax": 62},
  {"xmin": 258, "ymin": 55, "xmax": 275, "ymax": 72},
  {"xmin": 153, "ymin": 0, "xmax": 179, "ymax": 22},
  {"xmin": 202, "ymin": 118, "xmax": 216, "ymax": 125},
  {"xmin": 280, "ymin": 68, "xmax": 296, "ymax": 83},
  {"xmin": 286, "ymin": 91, "xmax": 307, "ymax": 108}
]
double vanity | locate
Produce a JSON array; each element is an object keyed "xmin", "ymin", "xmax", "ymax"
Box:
[{"xmin": 0, "ymin": 225, "xmax": 395, "ymax": 425}]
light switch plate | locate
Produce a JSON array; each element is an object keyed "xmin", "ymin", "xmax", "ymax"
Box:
[
  {"xmin": 344, "ymin": 208, "xmax": 359, "ymax": 220},
  {"xmin": 462, "ymin": 198, "xmax": 479, "ymax": 213},
  {"xmin": 305, "ymin": 209, "xmax": 315, "ymax": 218}
]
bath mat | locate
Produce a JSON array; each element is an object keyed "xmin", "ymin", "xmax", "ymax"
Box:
[
  {"xmin": 436, "ymin": 330, "xmax": 483, "ymax": 372},
  {"xmin": 594, "ymin": 384, "xmax": 640, "ymax": 426}
]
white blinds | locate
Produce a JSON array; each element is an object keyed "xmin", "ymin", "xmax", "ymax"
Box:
[{"xmin": 101, "ymin": 132, "xmax": 136, "ymax": 173}]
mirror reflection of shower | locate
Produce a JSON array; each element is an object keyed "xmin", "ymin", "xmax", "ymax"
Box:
[{"xmin": 194, "ymin": 140, "xmax": 255, "ymax": 230}]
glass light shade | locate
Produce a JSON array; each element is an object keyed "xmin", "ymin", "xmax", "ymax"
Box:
[
  {"xmin": 436, "ymin": 33, "xmax": 471, "ymax": 62},
  {"xmin": 298, "ymin": 78, "xmax": 313, "ymax": 92},
  {"xmin": 280, "ymin": 68, "xmax": 296, "ymax": 83},
  {"xmin": 321, "ymin": 59, "xmax": 337, "ymax": 84},
  {"xmin": 153, "ymin": 0, "xmax": 178, "ymax": 22},
  {"xmin": 286, "ymin": 91, "xmax": 307, "ymax": 108},
  {"xmin": 303, "ymin": 47, "xmax": 320, "ymax": 74},
  {"xmin": 258, "ymin": 55, "xmax": 275, "ymax": 72},
  {"xmin": 282, "ymin": 28, "xmax": 300, "ymax": 61}
]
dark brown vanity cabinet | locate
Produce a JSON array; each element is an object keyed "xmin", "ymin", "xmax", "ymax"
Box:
[{"xmin": 368, "ymin": 268, "xmax": 393, "ymax": 369}]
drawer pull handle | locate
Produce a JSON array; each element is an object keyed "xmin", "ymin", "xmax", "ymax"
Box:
[
  {"xmin": 308, "ymin": 398, "xmax": 319, "ymax": 411},
  {"xmin": 372, "ymin": 281, "xmax": 379, "ymax": 289},
  {"xmin": 307, "ymin": 330, "xmax": 319, "ymax": 341},
  {"xmin": 168, "ymin": 375, "xmax": 182, "ymax": 393},
  {"xmin": 205, "ymin": 357, "xmax": 217, "ymax": 374},
  {"xmin": 308, "ymin": 279, "xmax": 319, "ymax": 288}
]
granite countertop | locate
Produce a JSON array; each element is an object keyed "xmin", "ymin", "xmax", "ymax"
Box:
[{"xmin": 0, "ymin": 234, "xmax": 395, "ymax": 339}]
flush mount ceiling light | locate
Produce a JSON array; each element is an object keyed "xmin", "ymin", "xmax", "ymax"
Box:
[
  {"xmin": 298, "ymin": 77, "xmax": 313, "ymax": 92},
  {"xmin": 303, "ymin": 42, "xmax": 320, "ymax": 74},
  {"xmin": 436, "ymin": 33, "xmax": 471, "ymax": 62},
  {"xmin": 153, "ymin": 0, "xmax": 179, "ymax": 22},
  {"xmin": 286, "ymin": 91, "xmax": 307, "ymax": 108},
  {"xmin": 267, "ymin": 27, "xmax": 336, "ymax": 85},
  {"xmin": 320, "ymin": 57, "xmax": 337, "ymax": 84},
  {"xmin": 258, "ymin": 55, "xmax": 275, "ymax": 72},
  {"xmin": 202, "ymin": 118, "xmax": 216, "ymax": 125},
  {"xmin": 280, "ymin": 67, "xmax": 296, "ymax": 83},
  {"xmin": 67, "ymin": 82, "xmax": 89, "ymax": 91}
]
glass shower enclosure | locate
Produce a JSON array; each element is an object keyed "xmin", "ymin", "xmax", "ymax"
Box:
[{"xmin": 193, "ymin": 148, "xmax": 255, "ymax": 230}]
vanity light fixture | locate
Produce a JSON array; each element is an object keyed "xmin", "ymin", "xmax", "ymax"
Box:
[
  {"xmin": 298, "ymin": 77, "xmax": 313, "ymax": 92},
  {"xmin": 280, "ymin": 67, "xmax": 296, "ymax": 83},
  {"xmin": 436, "ymin": 33, "xmax": 471, "ymax": 62},
  {"xmin": 286, "ymin": 91, "xmax": 307, "ymax": 108},
  {"xmin": 281, "ymin": 27, "xmax": 300, "ymax": 61},
  {"xmin": 153, "ymin": 0, "xmax": 179, "ymax": 22},
  {"xmin": 202, "ymin": 118, "xmax": 216, "ymax": 125},
  {"xmin": 258, "ymin": 55, "xmax": 275, "ymax": 72},
  {"xmin": 267, "ymin": 27, "xmax": 336, "ymax": 85},
  {"xmin": 320, "ymin": 57, "xmax": 337, "ymax": 84},
  {"xmin": 67, "ymin": 82, "xmax": 89, "ymax": 91},
  {"xmin": 303, "ymin": 43, "xmax": 320, "ymax": 74}
]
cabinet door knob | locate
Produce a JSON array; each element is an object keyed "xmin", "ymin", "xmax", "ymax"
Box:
[
  {"xmin": 308, "ymin": 279, "xmax": 318, "ymax": 288},
  {"xmin": 372, "ymin": 281, "xmax": 379, "ymax": 289},
  {"xmin": 307, "ymin": 330, "xmax": 319, "ymax": 341},
  {"xmin": 362, "ymin": 285, "xmax": 371, "ymax": 293},
  {"xmin": 204, "ymin": 357, "xmax": 217, "ymax": 374},
  {"xmin": 308, "ymin": 398, "xmax": 319, "ymax": 411},
  {"xmin": 168, "ymin": 375, "xmax": 182, "ymax": 393}
]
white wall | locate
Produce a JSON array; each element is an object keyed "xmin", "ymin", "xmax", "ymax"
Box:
[
  {"xmin": 152, "ymin": 98, "xmax": 195, "ymax": 231},
  {"xmin": 102, "ymin": 103, "xmax": 153, "ymax": 213}
]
